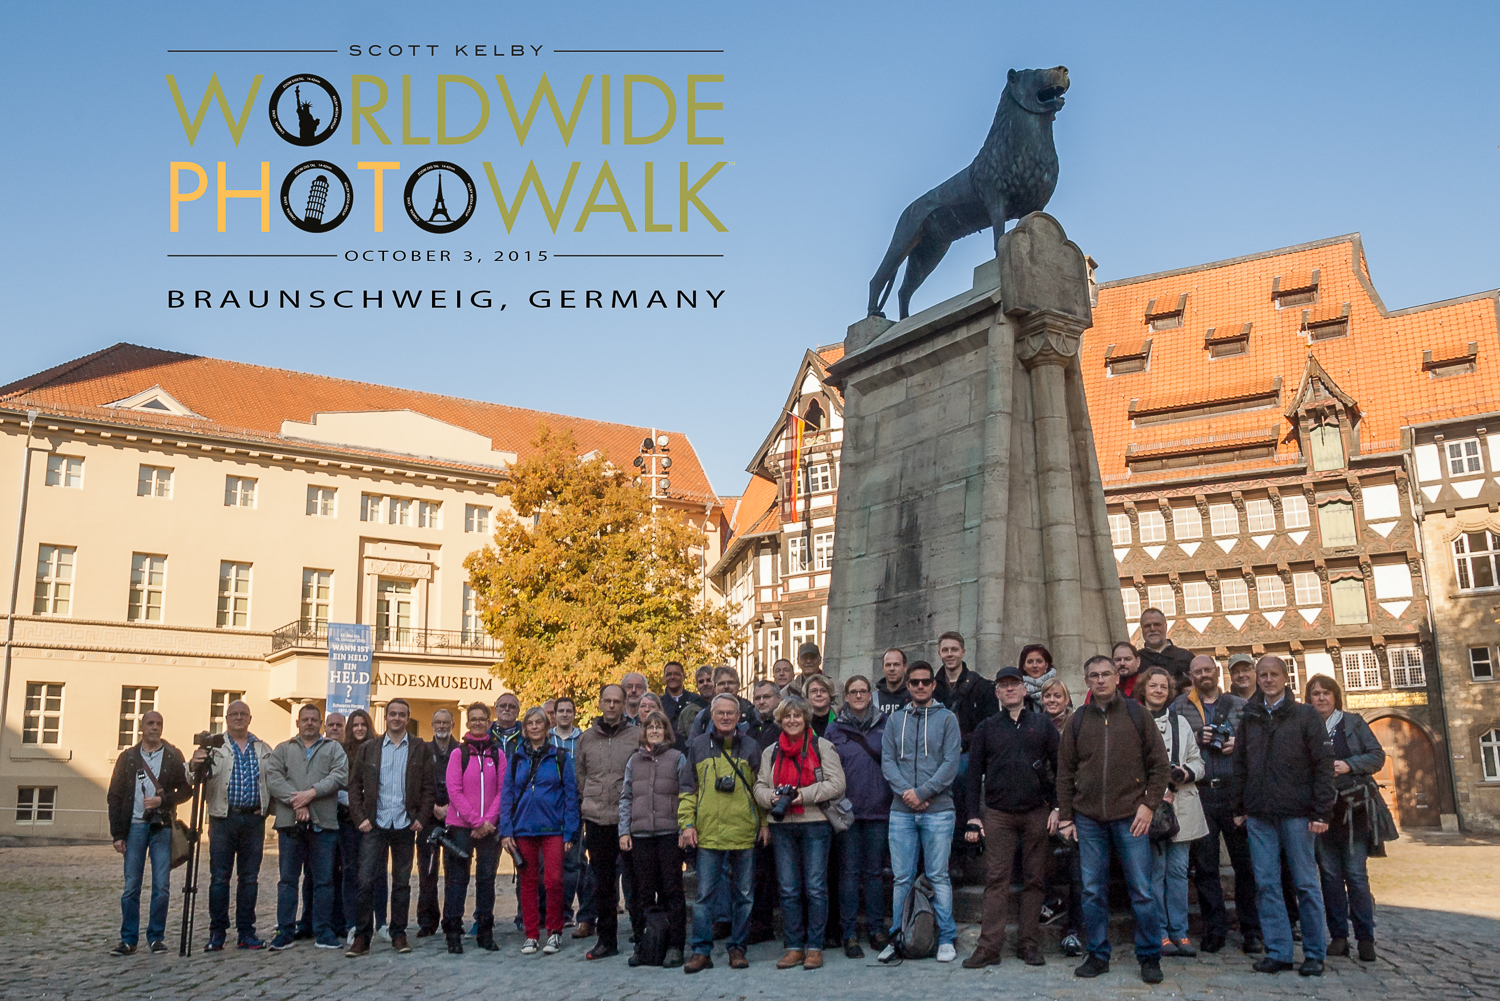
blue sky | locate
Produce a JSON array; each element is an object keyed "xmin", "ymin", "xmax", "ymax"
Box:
[{"xmin": 3, "ymin": 0, "xmax": 1498, "ymax": 496}]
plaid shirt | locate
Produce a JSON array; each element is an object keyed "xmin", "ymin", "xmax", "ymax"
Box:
[{"xmin": 226, "ymin": 735, "xmax": 261, "ymax": 808}]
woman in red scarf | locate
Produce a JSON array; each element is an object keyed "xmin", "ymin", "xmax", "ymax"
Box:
[{"xmin": 753, "ymin": 697, "xmax": 846, "ymax": 971}]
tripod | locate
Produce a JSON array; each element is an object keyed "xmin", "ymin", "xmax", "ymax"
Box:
[{"xmin": 177, "ymin": 755, "xmax": 213, "ymax": 956}]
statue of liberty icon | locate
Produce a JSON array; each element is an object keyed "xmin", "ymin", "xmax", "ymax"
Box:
[{"xmin": 295, "ymin": 85, "xmax": 321, "ymax": 143}]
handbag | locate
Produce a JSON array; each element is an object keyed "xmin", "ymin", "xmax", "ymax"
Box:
[
  {"xmin": 822, "ymin": 794, "xmax": 856, "ymax": 834},
  {"xmin": 1149, "ymin": 714, "xmax": 1181, "ymax": 845},
  {"xmin": 138, "ymin": 748, "xmax": 195, "ymax": 869}
]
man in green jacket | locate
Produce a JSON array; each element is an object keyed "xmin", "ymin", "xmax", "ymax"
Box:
[{"xmin": 679, "ymin": 694, "xmax": 767, "ymax": 973}]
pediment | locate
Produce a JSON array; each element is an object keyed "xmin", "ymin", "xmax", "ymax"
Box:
[
  {"xmin": 106, "ymin": 385, "xmax": 205, "ymax": 419},
  {"xmin": 280, "ymin": 410, "xmax": 517, "ymax": 468}
]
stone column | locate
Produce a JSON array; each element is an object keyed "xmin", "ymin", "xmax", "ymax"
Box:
[{"xmin": 371, "ymin": 699, "xmax": 388, "ymax": 733}]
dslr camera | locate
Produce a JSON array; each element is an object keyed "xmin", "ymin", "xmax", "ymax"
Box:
[
  {"xmin": 425, "ymin": 824, "xmax": 471, "ymax": 859},
  {"xmin": 194, "ymin": 731, "xmax": 225, "ymax": 749},
  {"xmin": 714, "ymin": 773, "xmax": 738, "ymax": 794},
  {"xmin": 769, "ymin": 784, "xmax": 799, "ymax": 821},
  {"xmin": 1204, "ymin": 721, "xmax": 1235, "ymax": 753}
]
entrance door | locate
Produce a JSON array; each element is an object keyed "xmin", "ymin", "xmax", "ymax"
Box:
[
  {"xmin": 376, "ymin": 578, "xmax": 413, "ymax": 645},
  {"xmin": 1368, "ymin": 716, "xmax": 1442, "ymax": 829}
]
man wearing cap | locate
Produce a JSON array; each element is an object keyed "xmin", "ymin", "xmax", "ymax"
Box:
[
  {"xmin": 1228, "ymin": 653, "xmax": 1258, "ymax": 700},
  {"xmin": 1171, "ymin": 655, "xmax": 1261, "ymax": 954}
]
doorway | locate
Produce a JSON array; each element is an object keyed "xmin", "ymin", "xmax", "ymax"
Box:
[
  {"xmin": 1368, "ymin": 716, "xmax": 1442, "ymax": 828},
  {"xmin": 376, "ymin": 578, "xmax": 414, "ymax": 645}
]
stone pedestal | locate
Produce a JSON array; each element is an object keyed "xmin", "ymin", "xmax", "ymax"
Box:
[{"xmin": 823, "ymin": 212, "xmax": 1124, "ymax": 691}]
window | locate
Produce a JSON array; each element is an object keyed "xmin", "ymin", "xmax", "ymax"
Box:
[
  {"xmin": 1146, "ymin": 584, "xmax": 1176, "ymax": 618},
  {"xmin": 208, "ymin": 690, "xmax": 244, "ymax": 735},
  {"xmin": 1138, "ymin": 510, "xmax": 1167, "ymax": 544},
  {"xmin": 1318, "ymin": 501, "xmax": 1357, "ymax": 547},
  {"xmin": 1454, "ymin": 531, "xmax": 1500, "ymax": 591},
  {"xmin": 805, "ymin": 463, "xmax": 832, "ymax": 493},
  {"xmin": 787, "ymin": 536, "xmax": 808, "ymax": 572},
  {"xmin": 119, "ymin": 687, "xmax": 157, "ymax": 748},
  {"xmin": 127, "ymin": 554, "xmax": 166, "ymax": 622},
  {"xmin": 1308, "ymin": 425, "xmax": 1345, "ymax": 471},
  {"xmin": 1121, "ymin": 587, "xmax": 1141, "ymax": 621},
  {"xmin": 1472, "ymin": 647, "xmax": 1495, "ymax": 681},
  {"xmin": 1341, "ymin": 649, "xmax": 1382, "ymax": 691},
  {"xmin": 1220, "ymin": 577, "xmax": 1250, "ymax": 612},
  {"xmin": 1256, "ymin": 574, "xmax": 1287, "ymax": 609},
  {"xmin": 1245, "ymin": 498, "xmax": 1276, "ymax": 533},
  {"xmin": 464, "ymin": 504, "xmax": 491, "ymax": 534},
  {"xmin": 359, "ymin": 493, "xmax": 383, "ymax": 522},
  {"xmin": 388, "ymin": 498, "xmax": 412, "ymax": 527},
  {"xmin": 1448, "ymin": 439, "xmax": 1483, "ymax": 476},
  {"xmin": 1172, "ymin": 507, "xmax": 1202, "ymax": 540},
  {"xmin": 376, "ymin": 578, "xmax": 413, "ymax": 642},
  {"xmin": 1209, "ymin": 503, "xmax": 1239, "ymax": 537},
  {"xmin": 44, "ymin": 455, "xmax": 83, "ymax": 488},
  {"xmin": 1389, "ymin": 647, "xmax": 1426, "ymax": 689},
  {"xmin": 1108, "ymin": 514, "xmax": 1132, "ymax": 546},
  {"xmin": 1182, "ymin": 581, "xmax": 1214, "ymax": 614},
  {"xmin": 1483, "ymin": 729, "xmax": 1500, "ymax": 781},
  {"xmin": 32, "ymin": 545, "xmax": 74, "ymax": 616},
  {"xmin": 767, "ymin": 628, "xmax": 782, "ymax": 665},
  {"xmin": 216, "ymin": 562, "xmax": 252, "ymax": 628},
  {"xmin": 417, "ymin": 501, "xmax": 442, "ymax": 529},
  {"xmin": 1293, "ymin": 571, "xmax": 1322, "ymax": 606},
  {"xmin": 301, "ymin": 569, "xmax": 331, "ymax": 625},
  {"xmin": 22, "ymin": 683, "xmax": 62, "ymax": 745},
  {"xmin": 813, "ymin": 532, "xmax": 835, "ymax": 571},
  {"xmin": 224, "ymin": 476, "xmax": 256, "ymax": 508},
  {"xmin": 306, "ymin": 485, "xmax": 337, "ymax": 517},
  {"xmin": 790, "ymin": 616, "xmax": 819, "ymax": 652},
  {"xmin": 15, "ymin": 787, "xmax": 55, "ymax": 825},
  {"xmin": 1331, "ymin": 579, "xmax": 1368, "ymax": 624},
  {"xmin": 137, "ymin": 465, "xmax": 173, "ymax": 498},
  {"xmin": 1282, "ymin": 495, "xmax": 1310, "ymax": 529},
  {"xmin": 462, "ymin": 583, "xmax": 483, "ymax": 640}
]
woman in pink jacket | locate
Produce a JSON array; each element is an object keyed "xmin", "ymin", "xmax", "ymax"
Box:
[{"xmin": 442, "ymin": 701, "xmax": 507, "ymax": 954}]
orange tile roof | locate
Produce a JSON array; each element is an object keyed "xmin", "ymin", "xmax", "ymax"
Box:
[
  {"xmin": 1085, "ymin": 235, "xmax": 1500, "ymax": 485},
  {"xmin": 0, "ymin": 343, "xmax": 720, "ymax": 504},
  {"xmin": 729, "ymin": 474, "xmax": 779, "ymax": 539}
]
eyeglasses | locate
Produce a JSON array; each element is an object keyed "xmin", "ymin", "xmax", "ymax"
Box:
[{"xmin": 907, "ymin": 677, "xmax": 935, "ymax": 687}]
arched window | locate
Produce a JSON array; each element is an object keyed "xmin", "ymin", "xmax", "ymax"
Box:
[
  {"xmin": 802, "ymin": 400, "xmax": 825, "ymax": 430},
  {"xmin": 1309, "ymin": 423, "xmax": 1345, "ymax": 471},
  {"xmin": 1482, "ymin": 728, "xmax": 1500, "ymax": 781}
]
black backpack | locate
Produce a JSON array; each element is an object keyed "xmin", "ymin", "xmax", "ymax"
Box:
[{"xmin": 633, "ymin": 907, "xmax": 671, "ymax": 966}]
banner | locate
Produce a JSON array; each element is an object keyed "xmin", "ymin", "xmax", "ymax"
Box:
[{"xmin": 326, "ymin": 622, "xmax": 374, "ymax": 716}]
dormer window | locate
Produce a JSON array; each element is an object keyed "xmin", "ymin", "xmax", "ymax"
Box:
[
  {"xmin": 1144, "ymin": 295, "xmax": 1186, "ymax": 332},
  {"xmin": 1424, "ymin": 342, "xmax": 1479, "ymax": 379},
  {"xmin": 1105, "ymin": 339, "xmax": 1151, "ymax": 376},
  {"xmin": 1308, "ymin": 423, "xmax": 1345, "ymax": 471},
  {"xmin": 105, "ymin": 385, "xmax": 205, "ymax": 419},
  {"xmin": 802, "ymin": 400, "xmax": 825, "ymax": 430},
  {"xmin": 1204, "ymin": 323, "xmax": 1251, "ymax": 359},
  {"xmin": 1303, "ymin": 304, "xmax": 1351, "ymax": 342},
  {"xmin": 1274, "ymin": 270, "xmax": 1320, "ymax": 309}
]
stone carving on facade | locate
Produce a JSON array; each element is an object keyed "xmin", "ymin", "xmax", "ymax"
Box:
[{"xmin": 365, "ymin": 559, "xmax": 433, "ymax": 579}]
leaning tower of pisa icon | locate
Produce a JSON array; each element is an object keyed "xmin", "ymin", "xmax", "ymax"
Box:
[{"xmin": 304, "ymin": 175, "xmax": 330, "ymax": 224}]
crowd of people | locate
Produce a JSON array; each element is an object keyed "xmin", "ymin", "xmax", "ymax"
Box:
[{"xmin": 106, "ymin": 616, "xmax": 1396, "ymax": 984}]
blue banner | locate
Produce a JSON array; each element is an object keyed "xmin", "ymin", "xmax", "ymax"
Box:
[{"xmin": 326, "ymin": 623, "xmax": 374, "ymax": 717}]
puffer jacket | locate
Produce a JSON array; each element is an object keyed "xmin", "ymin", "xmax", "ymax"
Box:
[
  {"xmin": 827, "ymin": 705, "xmax": 891, "ymax": 820},
  {"xmin": 619, "ymin": 742, "xmax": 692, "ymax": 836},
  {"xmin": 881, "ymin": 702, "xmax": 962, "ymax": 814},
  {"xmin": 498, "ymin": 742, "xmax": 579, "ymax": 842},
  {"xmin": 1170, "ymin": 689, "xmax": 1247, "ymax": 787},
  {"xmin": 754, "ymin": 733, "xmax": 847, "ymax": 825},
  {"xmin": 678, "ymin": 729, "xmax": 763, "ymax": 850},
  {"xmin": 575, "ymin": 717, "xmax": 638, "ymax": 826},
  {"xmin": 445, "ymin": 734, "xmax": 506, "ymax": 830},
  {"xmin": 1151, "ymin": 708, "xmax": 1207, "ymax": 842},
  {"xmin": 1233, "ymin": 691, "xmax": 1336, "ymax": 823}
]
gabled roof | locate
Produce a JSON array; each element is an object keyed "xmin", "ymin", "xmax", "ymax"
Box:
[
  {"xmin": 709, "ymin": 473, "xmax": 781, "ymax": 579},
  {"xmin": 0, "ymin": 343, "xmax": 720, "ymax": 504},
  {"xmin": 743, "ymin": 347, "xmax": 844, "ymax": 477}
]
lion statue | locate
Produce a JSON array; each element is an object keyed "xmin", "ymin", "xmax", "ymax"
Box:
[{"xmin": 868, "ymin": 66, "xmax": 1070, "ymax": 319}]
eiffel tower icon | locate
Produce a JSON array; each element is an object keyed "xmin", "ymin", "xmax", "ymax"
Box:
[{"xmin": 428, "ymin": 173, "xmax": 452, "ymax": 223}]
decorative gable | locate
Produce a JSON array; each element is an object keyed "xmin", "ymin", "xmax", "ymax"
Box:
[{"xmin": 105, "ymin": 385, "xmax": 205, "ymax": 419}]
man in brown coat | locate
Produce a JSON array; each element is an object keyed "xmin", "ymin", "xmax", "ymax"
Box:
[{"xmin": 574, "ymin": 683, "xmax": 639, "ymax": 960}]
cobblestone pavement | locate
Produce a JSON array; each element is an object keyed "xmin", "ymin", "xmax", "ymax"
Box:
[{"xmin": 1, "ymin": 836, "xmax": 1497, "ymax": 1001}]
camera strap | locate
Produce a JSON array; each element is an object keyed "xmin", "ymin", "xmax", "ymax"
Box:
[{"xmin": 138, "ymin": 747, "xmax": 164, "ymax": 796}]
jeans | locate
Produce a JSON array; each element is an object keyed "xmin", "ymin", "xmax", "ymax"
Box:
[
  {"xmin": 563, "ymin": 834, "xmax": 595, "ymax": 923},
  {"xmin": 208, "ymin": 812, "xmax": 265, "ymax": 939},
  {"xmin": 1150, "ymin": 839, "xmax": 1192, "ymax": 941},
  {"xmin": 357, "ymin": 825, "xmax": 415, "ymax": 938},
  {"xmin": 887, "ymin": 809, "xmax": 957, "ymax": 945},
  {"xmin": 976, "ymin": 806, "xmax": 1050, "ymax": 956},
  {"xmin": 584, "ymin": 820, "xmax": 632, "ymax": 949},
  {"xmin": 1246, "ymin": 816, "xmax": 1328, "ymax": 962},
  {"xmin": 837, "ymin": 819, "xmax": 888, "ymax": 940},
  {"xmin": 691, "ymin": 847, "xmax": 754, "ymax": 955},
  {"xmin": 278, "ymin": 829, "xmax": 337, "ymax": 941},
  {"xmin": 772, "ymin": 821, "xmax": 832, "ymax": 950},
  {"xmin": 1192, "ymin": 795, "xmax": 1260, "ymax": 937},
  {"xmin": 630, "ymin": 833, "xmax": 687, "ymax": 951},
  {"xmin": 1076, "ymin": 813, "xmax": 1163, "ymax": 961},
  {"xmin": 443, "ymin": 827, "xmax": 502, "ymax": 928},
  {"xmin": 120, "ymin": 821, "xmax": 172, "ymax": 946},
  {"xmin": 1317, "ymin": 830, "xmax": 1375, "ymax": 942}
]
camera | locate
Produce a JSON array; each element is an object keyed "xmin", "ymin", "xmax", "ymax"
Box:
[
  {"xmin": 1170, "ymin": 765, "xmax": 1193, "ymax": 787},
  {"xmin": 714, "ymin": 773, "xmax": 738, "ymax": 794},
  {"xmin": 769, "ymin": 784, "xmax": 799, "ymax": 821},
  {"xmin": 425, "ymin": 824, "xmax": 471, "ymax": 860},
  {"xmin": 1204, "ymin": 722, "xmax": 1235, "ymax": 753},
  {"xmin": 194, "ymin": 731, "xmax": 226, "ymax": 749}
]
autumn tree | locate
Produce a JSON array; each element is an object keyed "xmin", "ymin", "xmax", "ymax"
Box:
[{"xmin": 464, "ymin": 424, "xmax": 739, "ymax": 713}]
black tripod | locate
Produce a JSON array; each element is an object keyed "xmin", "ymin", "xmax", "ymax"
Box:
[{"xmin": 177, "ymin": 755, "xmax": 213, "ymax": 956}]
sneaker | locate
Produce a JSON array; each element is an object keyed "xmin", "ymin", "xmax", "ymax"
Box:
[
  {"xmin": 1327, "ymin": 936, "xmax": 1350, "ymax": 957},
  {"xmin": 203, "ymin": 934, "xmax": 225, "ymax": 953},
  {"xmin": 376, "ymin": 925, "xmax": 392, "ymax": 942},
  {"xmin": 543, "ymin": 933, "xmax": 562, "ymax": 954},
  {"xmin": 315, "ymin": 936, "xmax": 342, "ymax": 949},
  {"xmin": 345, "ymin": 935, "xmax": 370, "ymax": 958},
  {"xmin": 294, "ymin": 927, "xmax": 315, "ymax": 941},
  {"xmin": 1174, "ymin": 938, "xmax": 1196, "ymax": 957},
  {"xmin": 109, "ymin": 941, "xmax": 137, "ymax": 957},
  {"xmin": 1140, "ymin": 958, "xmax": 1163, "ymax": 984},
  {"xmin": 237, "ymin": 936, "xmax": 265, "ymax": 950},
  {"xmin": 936, "ymin": 943, "xmax": 957, "ymax": 963},
  {"xmin": 877, "ymin": 942, "xmax": 899, "ymax": 963},
  {"xmin": 1159, "ymin": 939, "xmax": 1180, "ymax": 957},
  {"xmin": 1298, "ymin": 958, "xmax": 1324, "ymax": 977},
  {"xmin": 1074, "ymin": 955, "xmax": 1110, "ymax": 978},
  {"xmin": 521, "ymin": 938, "xmax": 540, "ymax": 955},
  {"xmin": 267, "ymin": 933, "xmax": 296, "ymax": 951},
  {"xmin": 1061, "ymin": 933, "xmax": 1084, "ymax": 957},
  {"xmin": 148, "ymin": 940, "xmax": 168, "ymax": 955},
  {"xmin": 1252, "ymin": 957, "xmax": 1293, "ymax": 974}
]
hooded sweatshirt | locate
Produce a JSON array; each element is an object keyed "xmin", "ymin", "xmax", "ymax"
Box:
[{"xmin": 880, "ymin": 701, "xmax": 962, "ymax": 814}]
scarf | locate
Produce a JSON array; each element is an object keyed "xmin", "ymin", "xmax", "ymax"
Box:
[
  {"xmin": 1023, "ymin": 667, "xmax": 1057, "ymax": 700},
  {"xmin": 1323, "ymin": 709, "xmax": 1344, "ymax": 735},
  {"xmin": 774, "ymin": 730, "xmax": 820, "ymax": 816},
  {"xmin": 835, "ymin": 704, "xmax": 883, "ymax": 733}
]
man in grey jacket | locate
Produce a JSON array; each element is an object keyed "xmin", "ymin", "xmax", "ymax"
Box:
[
  {"xmin": 877, "ymin": 661, "xmax": 962, "ymax": 963},
  {"xmin": 265, "ymin": 703, "xmax": 349, "ymax": 950}
]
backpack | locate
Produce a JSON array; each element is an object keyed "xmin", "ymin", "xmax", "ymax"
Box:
[
  {"xmin": 459, "ymin": 740, "xmax": 502, "ymax": 776},
  {"xmin": 896, "ymin": 875, "xmax": 938, "ymax": 959},
  {"xmin": 508, "ymin": 745, "xmax": 568, "ymax": 827},
  {"xmin": 633, "ymin": 907, "xmax": 671, "ymax": 966}
]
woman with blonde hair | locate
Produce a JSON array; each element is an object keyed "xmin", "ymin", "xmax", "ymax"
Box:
[
  {"xmin": 499, "ymin": 706, "xmax": 580, "ymax": 956},
  {"xmin": 618, "ymin": 710, "xmax": 691, "ymax": 967}
]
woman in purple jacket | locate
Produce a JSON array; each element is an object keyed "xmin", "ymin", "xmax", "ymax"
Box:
[
  {"xmin": 826, "ymin": 674, "xmax": 892, "ymax": 957},
  {"xmin": 442, "ymin": 702, "xmax": 507, "ymax": 954}
]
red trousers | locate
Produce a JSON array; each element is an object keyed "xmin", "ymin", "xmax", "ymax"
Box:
[{"xmin": 517, "ymin": 835, "xmax": 565, "ymax": 939}]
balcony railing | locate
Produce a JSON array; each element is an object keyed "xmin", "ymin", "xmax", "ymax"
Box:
[{"xmin": 270, "ymin": 619, "xmax": 500, "ymax": 658}]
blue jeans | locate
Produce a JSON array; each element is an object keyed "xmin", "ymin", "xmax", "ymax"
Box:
[
  {"xmin": 691, "ymin": 847, "xmax": 754, "ymax": 955},
  {"xmin": 887, "ymin": 809, "xmax": 957, "ymax": 945},
  {"xmin": 837, "ymin": 819, "xmax": 888, "ymax": 940},
  {"xmin": 1317, "ymin": 830, "xmax": 1374, "ymax": 942},
  {"xmin": 278, "ymin": 829, "xmax": 337, "ymax": 941},
  {"xmin": 1247, "ymin": 816, "xmax": 1328, "ymax": 962},
  {"xmin": 772, "ymin": 821, "xmax": 832, "ymax": 949},
  {"xmin": 120, "ymin": 821, "xmax": 172, "ymax": 946},
  {"xmin": 1076, "ymin": 814, "xmax": 1163, "ymax": 961},
  {"xmin": 208, "ymin": 812, "xmax": 265, "ymax": 940},
  {"xmin": 1150, "ymin": 839, "xmax": 1192, "ymax": 940}
]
